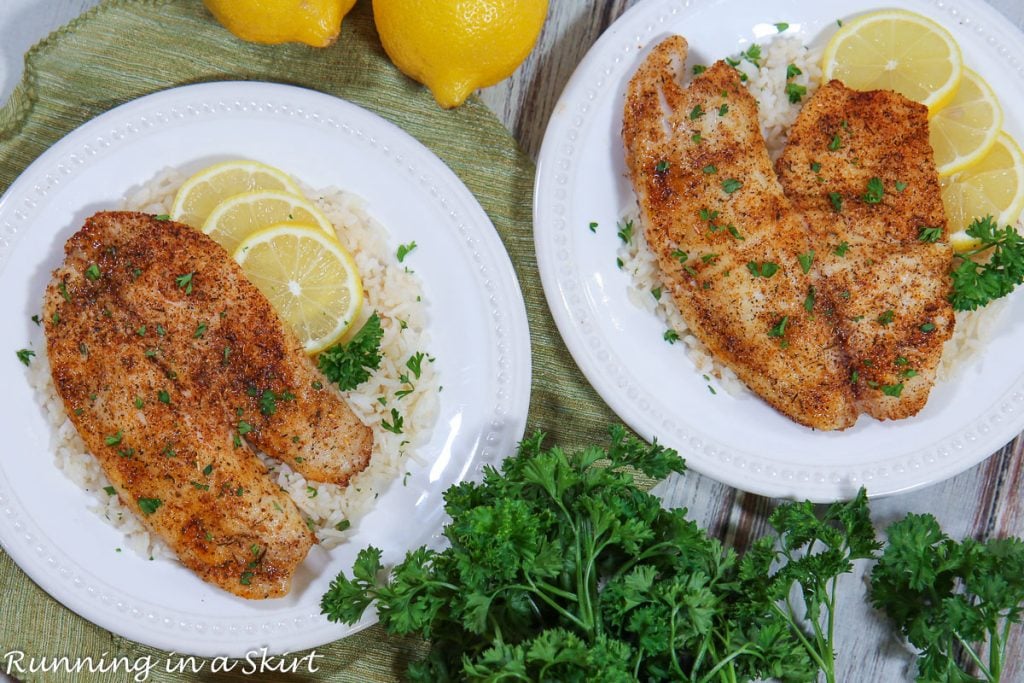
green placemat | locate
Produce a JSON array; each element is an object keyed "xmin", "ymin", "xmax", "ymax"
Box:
[{"xmin": 0, "ymin": 0, "xmax": 617, "ymax": 680}]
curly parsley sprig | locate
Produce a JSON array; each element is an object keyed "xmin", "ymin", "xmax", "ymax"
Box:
[
  {"xmin": 317, "ymin": 312, "xmax": 383, "ymax": 391},
  {"xmin": 949, "ymin": 215, "xmax": 1024, "ymax": 311}
]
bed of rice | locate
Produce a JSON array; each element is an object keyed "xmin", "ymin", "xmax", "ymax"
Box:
[
  {"xmin": 619, "ymin": 36, "xmax": 1005, "ymax": 397},
  {"xmin": 28, "ymin": 167, "xmax": 439, "ymax": 558}
]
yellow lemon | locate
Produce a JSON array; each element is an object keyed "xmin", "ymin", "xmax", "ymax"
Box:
[
  {"xmin": 203, "ymin": 0, "xmax": 356, "ymax": 47},
  {"xmin": 372, "ymin": 0, "xmax": 548, "ymax": 108},
  {"xmin": 233, "ymin": 224, "xmax": 363, "ymax": 353},
  {"xmin": 941, "ymin": 132, "xmax": 1024, "ymax": 252},
  {"xmin": 202, "ymin": 189, "xmax": 337, "ymax": 255},
  {"xmin": 822, "ymin": 9, "xmax": 962, "ymax": 113},
  {"xmin": 170, "ymin": 160, "xmax": 302, "ymax": 229},
  {"xmin": 929, "ymin": 69, "xmax": 1003, "ymax": 177}
]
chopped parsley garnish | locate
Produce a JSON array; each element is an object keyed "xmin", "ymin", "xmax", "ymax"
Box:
[
  {"xmin": 920, "ymin": 322, "xmax": 936, "ymax": 333},
  {"xmin": 901, "ymin": 368, "xmax": 919, "ymax": 379},
  {"xmin": 721, "ymin": 178, "xmax": 743, "ymax": 194},
  {"xmin": 742, "ymin": 44, "xmax": 762, "ymax": 66},
  {"xmin": 703, "ymin": 164, "xmax": 718, "ymax": 174},
  {"xmin": 785, "ymin": 82, "xmax": 807, "ymax": 103},
  {"xmin": 881, "ymin": 383, "xmax": 904, "ymax": 397},
  {"xmin": 691, "ymin": 133, "xmax": 703, "ymax": 144},
  {"xmin": 689, "ymin": 105, "xmax": 705, "ymax": 120},
  {"xmin": 767, "ymin": 315, "xmax": 789, "ymax": 338},
  {"xmin": 692, "ymin": 65, "xmax": 707, "ymax": 75},
  {"xmin": 318, "ymin": 312, "xmax": 384, "ymax": 391},
  {"xmin": 202, "ymin": 463, "xmax": 213, "ymax": 476},
  {"xmin": 895, "ymin": 180, "xmax": 908, "ymax": 192},
  {"xmin": 105, "ymin": 431, "xmax": 123, "ymax": 446},
  {"xmin": 191, "ymin": 481, "xmax": 210, "ymax": 491},
  {"xmin": 726, "ymin": 224, "xmax": 744, "ymax": 241},
  {"xmin": 136, "ymin": 325, "xmax": 146, "ymax": 336},
  {"xmin": 918, "ymin": 226, "xmax": 942, "ymax": 242},
  {"xmin": 828, "ymin": 133, "xmax": 842, "ymax": 151},
  {"xmin": 406, "ymin": 351, "xmax": 426, "ymax": 379},
  {"xmin": 828, "ymin": 192, "xmax": 843, "ymax": 213},
  {"xmin": 654, "ymin": 160, "xmax": 670, "ymax": 174},
  {"xmin": 138, "ymin": 497, "xmax": 163, "ymax": 516},
  {"xmin": 746, "ymin": 261, "xmax": 779, "ymax": 278},
  {"xmin": 834, "ymin": 241, "xmax": 851, "ymax": 257},
  {"xmin": 876, "ymin": 310, "xmax": 895, "ymax": 326},
  {"xmin": 786, "ymin": 63, "xmax": 802, "ymax": 79},
  {"xmin": 238, "ymin": 420, "xmax": 253, "ymax": 436},
  {"xmin": 810, "ymin": 161, "xmax": 821, "ymax": 173},
  {"xmin": 804, "ymin": 285, "xmax": 816, "ymax": 313},
  {"xmin": 702, "ymin": 253, "xmax": 718, "ymax": 263},
  {"xmin": 175, "ymin": 272, "xmax": 194, "ymax": 294},
  {"xmin": 671, "ymin": 249, "xmax": 688, "ymax": 264},
  {"xmin": 240, "ymin": 571, "xmax": 253, "ymax": 586},
  {"xmin": 154, "ymin": 214, "xmax": 170, "ymax": 221},
  {"xmin": 396, "ymin": 241, "xmax": 418, "ymax": 263},
  {"xmin": 85, "ymin": 264, "xmax": 102, "ymax": 281},
  {"xmin": 850, "ymin": 370, "xmax": 860, "ymax": 384},
  {"xmin": 31, "ymin": 314, "xmax": 41, "ymax": 326},
  {"xmin": 158, "ymin": 390, "xmax": 170, "ymax": 404},
  {"xmin": 16, "ymin": 349, "xmax": 34, "ymax": 366},
  {"xmin": 258, "ymin": 389, "xmax": 294, "ymax": 416},
  {"xmin": 798, "ymin": 250, "xmax": 815, "ymax": 274},
  {"xmin": 718, "ymin": 103, "xmax": 729, "ymax": 116},
  {"xmin": 134, "ymin": 397, "xmax": 143, "ymax": 409},
  {"xmin": 103, "ymin": 486, "xmax": 117, "ymax": 496},
  {"xmin": 307, "ymin": 486, "xmax": 318, "ymax": 499},
  {"xmin": 335, "ymin": 519, "xmax": 351, "ymax": 532},
  {"xmin": 651, "ymin": 287, "xmax": 662, "ymax": 300},
  {"xmin": 775, "ymin": 22, "xmax": 790, "ymax": 32},
  {"xmin": 663, "ymin": 329, "xmax": 680, "ymax": 344},
  {"xmin": 381, "ymin": 408, "xmax": 404, "ymax": 435},
  {"xmin": 58, "ymin": 282, "xmax": 71, "ymax": 302},
  {"xmin": 588, "ymin": 221, "xmax": 598, "ymax": 233},
  {"xmin": 862, "ymin": 177, "xmax": 885, "ymax": 204},
  {"xmin": 193, "ymin": 322, "xmax": 208, "ymax": 339},
  {"xmin": 617, "ymin": 219, "xmax": 634, "ymax": 243}
]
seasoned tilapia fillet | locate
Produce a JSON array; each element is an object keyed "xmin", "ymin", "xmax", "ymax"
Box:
[
  {"xmin": 623, "ymin": 37, "xmax": 857, "ymax": 430},
  {"xmin": 776, "ymin": 81, "xmax": 955, "ymax": 420},
  {"xmin": 44, "ymin": 211, "xmax": 373, "ymax": 597}
]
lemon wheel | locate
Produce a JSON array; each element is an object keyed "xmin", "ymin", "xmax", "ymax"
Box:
[
  {"xmin": 929, "ymin": 69, "xmax": 1003, "ymax": 177},
  {"xmin": 234, "ymin": 224, "xmax": 363, "ymax": 353},
  {"xmin": 170, "ymin": 160, "xmax": 302, "ymax": 229},
  {"xmin": 202, "ymin": 189, "xmax": 337, "ymax": 254},
  {"xmin": 822, "ymin": 9, "xmax": 962, "ymax": 113},
  {"xmin": 942, "ymin": 132, "xmax": 1024, "ymax": 252}
]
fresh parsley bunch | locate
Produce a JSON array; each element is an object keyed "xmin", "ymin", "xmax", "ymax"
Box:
[
  {"xmin": 869, "ymin": 513, "xmax": 1024, "ymax": 682},
  {"xmin": 949, "ymin": 216, "xmax": 1024, "ymax": 311},
  {"xmin": 321, "ymin": 427, "xmax": 872, "ymax": 682}
]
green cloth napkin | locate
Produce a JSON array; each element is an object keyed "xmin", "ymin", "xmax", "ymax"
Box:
[{"xmin": 0, "ymin": 0, "xmax": 618, "ymax": 680}]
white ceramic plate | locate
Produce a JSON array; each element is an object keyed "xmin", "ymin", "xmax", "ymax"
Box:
[
  {"xmin": 534, "ymin": 0, "xmax": 1024, "ymax": 501},
  {"xmin": 0, "ymin": 82, "xmax": 531, "ymax": 657}
]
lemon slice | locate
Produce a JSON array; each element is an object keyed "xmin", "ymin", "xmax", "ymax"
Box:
[
  {"xmin": 233, "ymin": 224, "xmax": 363, "ymax": 353},
  {"xmin": 202, "ymin": 189, "xmax": 337, "ymax": 254},
  {"xmin": 930, "ymin": 69, "xmax": 1003, "ymax": 177},
  {"xmin": 941, "ymin": 132, "xmax": 1024, "ymax": 252},
  {"xmin": 822, "ymin": 9, "xmax": 963, "ymax": 112},
  {"xmin": 170, "ymin": 160, "xmax": 302, "ymax": 229}
]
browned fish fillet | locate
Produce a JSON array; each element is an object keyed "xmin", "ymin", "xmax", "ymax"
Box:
[
  {"xmin": 776, "ymin": 81, "xmax": 955, "ymax": 420},
  {"xmin": 44, "ymin": 211, "xmax": 373, "ymax": 597},
  {"xmin": 623, "ymin": 36, "xmax": 858, "ymax": 430}
]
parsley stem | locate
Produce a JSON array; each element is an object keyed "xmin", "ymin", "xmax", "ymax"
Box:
[
  {"xmin": 518, "ymin": 578, "xmax": 589, "ymax": 631},
  {"xmin": 695, "ymin": 645, "xmax": 755, "ymax": 683},
  {"xmin": 954, "ymin": 632, "xmax": 992, "ymax": 681}
]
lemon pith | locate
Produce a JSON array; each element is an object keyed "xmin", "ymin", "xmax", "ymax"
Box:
[
  {"xmin": 822, "ymin": 9, "xmax": 962, "ymax": 113},
  {"xmin": 202, "ymin": 0, "xmax": 357, "ymax": 47},
  {"xmin": 372, "ymin": 0, "xmax": 549, "ymax": 108},
  {"xmin": 233, "ymin": 224, "xmax": 363, "ymax": 354}
]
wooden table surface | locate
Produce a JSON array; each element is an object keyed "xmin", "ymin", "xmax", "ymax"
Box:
[{"xmin": 2, "ymin": 1, "xmax": 1024, "ymax": 681}]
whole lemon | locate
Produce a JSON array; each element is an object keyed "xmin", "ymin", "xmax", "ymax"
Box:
[
  {"xmin": 373, "ymin": 0, "xmax": 548, "ymax": 108},
  {"xmin": 203, "ymin": 0, "xmax": 357, "ymax": 47}
]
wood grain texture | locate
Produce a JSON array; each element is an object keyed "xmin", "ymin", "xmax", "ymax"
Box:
[{"xmin": 1, "ymin": 0, "xmax": 1024, "ymax": 679}]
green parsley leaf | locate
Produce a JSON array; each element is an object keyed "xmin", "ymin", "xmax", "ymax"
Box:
[
  {"xmin": 786, "ymin": 63, "xmax": 802, "ymax": 79},
  {"xmin": 918, "ymin": 226, "xmax": 942, "ymax": 242},
  {"xmin": 862, "ymin": 177, "xmax": 885, "ymax": 204},
  {"xmin": 828, "ymin": 192, "xmax": 843, "ymax": 213},
  {"xmin": 689, "ymin": 105, "xmax": 705, "ymax": 120},
  {"xmin": 804, "ymin": 285, "xmax": 816, "ymax": 312},
  {"xmin": 616, "ymin": 219, "xmax": 634, "ymax": 243},
  {"xmin": 105, "ymin": 431, "xmax": 123, "ymax": 446},
  {"xmin": 895, "ymin": 180, "xmax": 908, "ymax": 192},
  {"xmin": 775, "ymin": 22, "xmax": 790, "ymax": 32},
  {"xmin": 663, "ymin": 329, "xmax": 680, "ymax": 344},
  {"xmin": 381, "ymin": 408, "xmax": 404, "ymax": 435},
  {"xmin": 703, "ymin": 164, "xmax": 718, "ymax": 174},
  {"xmin": 768, "ymin": 315, "xmax": 789, "ymax": 338},
  {"xmin": 949, "ymin": 215, "xmax": 1024, "ymax": 311},
  {"xmin": 798, "ymin": 250, "xmax": 815, "ymax": 274},
  {"xmin": 396, "ymin": 241, "xmax": 418, "ymax": 263},
  {"xmin": 692, "ymin": 64, "xmax": 707, "ymax": 75},
  {"xmin": 834, "ymin": 241, "xmax": 850, "ymax": 257},
  {"xmin": 16, "ymin": 349, "xmax": 35, "ymax": 367},
  {"xmin": 746, "ymin": 261, "xmax": 780, "ymax": 278},
  {"xmin": 722, "ymin": 178, "xmax": 743, "ymax": 194},
  {"xmin": 138, "ymin": 497, "xmax": 163, "ymax": 516},
  {"xmin": 876, "ymin": 310, "xmax": 894, "ymax": 326},
  {"xmin": 85, "ymin": 263, "xmax": 102, "ymax": 281},
  {"xmin": 103, "ymin": 486, "xmax": 117, "ymax": 496},
  {"xmin": 175, "ymin": 272, "xmax": 194, "ymax": 294},
  {"xmin": 318, "ymin": 312, "xmax": 384, "ymax": 391},
  {"xmin": 828, "ymin": 133, "xmax": 842, "ymax": 151},
  {"xmin": 785, "ymin": 82, "xmax": 807, "ymax": 103}
]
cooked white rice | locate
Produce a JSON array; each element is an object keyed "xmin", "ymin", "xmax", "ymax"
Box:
[
  {"xmin": 29, "ymin": 167, "xmax": 439, "ymax": 558},
  {"xmin": 620, "ymin": 36, "xmax": 1005, "ymax": 399}
]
